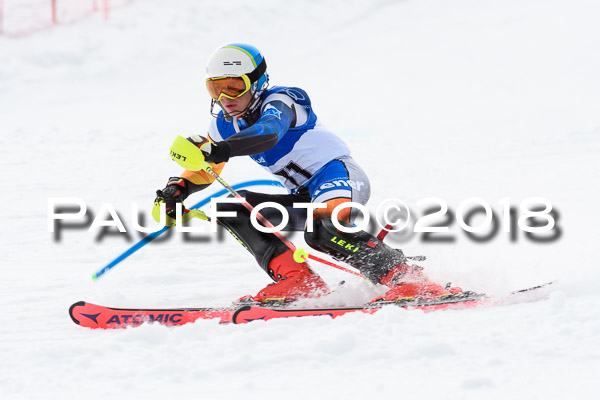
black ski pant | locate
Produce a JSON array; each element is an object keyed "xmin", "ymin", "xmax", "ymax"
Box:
[{"xmin": 216, "ymin": 190, "xmax": 405, "ymax": 284}]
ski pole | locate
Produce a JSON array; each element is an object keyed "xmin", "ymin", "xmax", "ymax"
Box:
[
  {"xmin": 203, "ymin": 162, "xmax": 309, "ymax": 262},
  {"xmin": 170, "ymin": 135, "xmax": 310, "ymax": 262},
  {"xmin": 170, "ymin": 136, "xmax": 365, "ymax": 273},
  {"xmin": 181, "ymin": 209, "xmax": 367, "ymax": 280},
  {"xmin": 91, "ymin": 179, "xmax": 284, "ymax": 280},
  {"xmin": 307, "ymin": 254, "xmax": 365, "ymax": 278},
  {"xmin": 198, "ymin": 162, "xmax": 370, "ymax": 278},
  {"xmin": 203, "ymin": 163, "xmax": 368, "ymax": 278}
]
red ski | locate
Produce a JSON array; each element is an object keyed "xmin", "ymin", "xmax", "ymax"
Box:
[
  {"xmin": 69, "ymin": 282, "xmax": 554, "ymax": 329},
  {"xmin": 232, "ymin": 282, "xmax": 554, "ymax": 324},
  {"xmin": 68, "ymin": 294, "xmax": 486, "ymax": 328},
  {"xmin": 69, "ymin": 301, "xmax": 236, "ymax": 328},
  {"xmin": 232, "ymin": 294, "xmax": 487, "ymax": 324}
]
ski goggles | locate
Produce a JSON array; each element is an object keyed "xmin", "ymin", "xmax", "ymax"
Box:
[
  {"xmin": 206, "ymin": 75, "xmax": 252, "ymax": 101},
  {"xmin": 205, "ymin": 57, "xmax": 267, "ymax": 102}
]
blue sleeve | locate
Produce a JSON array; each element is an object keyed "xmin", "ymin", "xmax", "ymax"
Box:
[{"xmin": 225, "ymin": 100, "xmax": 295, "ymax": 157}]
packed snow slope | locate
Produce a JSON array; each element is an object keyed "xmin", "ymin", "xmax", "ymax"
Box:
[{"xmin": 1, "ymin": 0, "xmax": 599, "ymax": 399}]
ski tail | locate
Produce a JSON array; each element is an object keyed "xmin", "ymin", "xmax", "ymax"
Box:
[{"xmin": 511, "ymin": 281, "xmax": 555, "ymax": 294}]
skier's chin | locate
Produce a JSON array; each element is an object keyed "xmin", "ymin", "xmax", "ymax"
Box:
[{"xmin": 226, "ymin": 108, "xmax": 245, "ymax": 117}]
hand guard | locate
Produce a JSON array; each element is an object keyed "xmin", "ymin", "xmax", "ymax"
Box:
[
  {"xmin": 187, "ymin": 134, "xmax": 231, "ymax": 164},
  {"xmin": 154, "ymin": 177, "xmax": 189, "ymax": 220}
]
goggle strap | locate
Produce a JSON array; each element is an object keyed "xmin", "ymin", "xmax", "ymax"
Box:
[{"xmin": 245, "ymin": 58, "xmax": 267, "ymax": 85}]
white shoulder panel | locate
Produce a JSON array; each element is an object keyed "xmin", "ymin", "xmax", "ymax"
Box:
[
  {"xmin": 207, "ymin": 118, "xmax": 223, "ymax": 141},
  {"xmin": 262, "ymin": 93, "xmax": 308, "ymax": 126}
]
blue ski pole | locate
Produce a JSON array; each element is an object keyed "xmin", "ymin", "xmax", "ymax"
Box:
[{"xmin": 92, "ymin": 179, "xmax": 284, "ymax": 280}]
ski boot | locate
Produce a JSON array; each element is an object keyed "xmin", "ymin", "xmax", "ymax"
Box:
[
  {"xmin": 371, "ymin": 262, "xmax": 463, "ymax": 302},
  {"xmin": 252, "ymin": 249, "xmax": 330, "ymax": 303}
]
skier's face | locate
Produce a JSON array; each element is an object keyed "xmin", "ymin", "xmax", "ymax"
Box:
[{"xmin": 220, "ymin": 91, "xmax": 252, "ymax": 116}]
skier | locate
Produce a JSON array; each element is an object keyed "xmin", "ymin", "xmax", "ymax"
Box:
[{"xmin": 154, "ymin": 43, "xmax": 461, "ymax": 303}]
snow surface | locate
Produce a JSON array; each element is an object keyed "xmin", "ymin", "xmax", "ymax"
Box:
[{"xmin": 1, "ymin": 0, "xmax": 599, "ymax": 398}]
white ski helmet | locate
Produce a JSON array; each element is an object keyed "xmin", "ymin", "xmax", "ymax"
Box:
[{"xmin": 205, "ymin": 43, "xmax": 269, "ymax": 118}]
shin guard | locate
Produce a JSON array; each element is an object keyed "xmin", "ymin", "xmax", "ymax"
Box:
[
  {"xmin": 216, "ymin": 200, "xmax": 288, "ymax": 278},
  {"xmin": 305, "ymin": 218, "xmax": 406, "ymax": 283}
]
